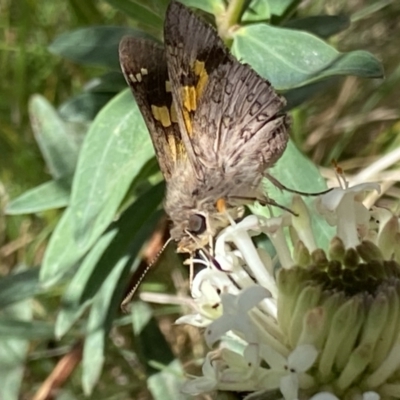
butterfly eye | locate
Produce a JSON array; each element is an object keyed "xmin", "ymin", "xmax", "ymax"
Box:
[{"xmin": 188, "ymin": 214, "xmax": 206, "ymax": 234}]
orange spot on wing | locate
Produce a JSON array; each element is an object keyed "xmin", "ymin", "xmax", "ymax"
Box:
[{"xmin": 194, "ymin": 60, "xmax": 208, "ymax": 99}]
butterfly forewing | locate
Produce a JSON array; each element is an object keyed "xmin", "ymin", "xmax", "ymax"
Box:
[
  {"xmin": 163, "ymin": 2, "xmax": 233, "ymax": 178},
  {"xmin": 119, "ymin": 36, "xmax": 187, "ymax": 180}
]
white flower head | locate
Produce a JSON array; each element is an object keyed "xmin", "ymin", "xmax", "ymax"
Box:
[
  {"xmin": 175, "ymin": 268, "xmax": 232, "ymax": 327},
  {"xmin": 178, "ymin": 176, "xmax": 400, "ymax": 400},
  {"xmin": 316, "ymin": 182, "xmax": 380, "ymax": 248},
  {"xmin": 260, "ymin": 344, "xmax": 318, "ymax": 400},
  {"xmin": 205, "ymin": 285, "xmax": 269, "ymax": 347}
]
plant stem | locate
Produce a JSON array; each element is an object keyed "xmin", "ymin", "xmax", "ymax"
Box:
[{"xmin": 216, "ymin": 0, "xmax": 247, "ymax": 46}]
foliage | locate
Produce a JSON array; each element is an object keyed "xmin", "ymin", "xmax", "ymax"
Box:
[{"xmin": 0, "ymin": 0, "xmax": 397, "ymax": 399}]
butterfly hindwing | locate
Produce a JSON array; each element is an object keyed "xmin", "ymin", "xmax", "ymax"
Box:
[
  {"xmin": 119, "ymin": 36, "xmax": 187, "ymax": 180},
  {"xmin": 194, "ymin": 58, "xmax": 290, "ymax": 174},
  {"xmin": 163, "ymin": 1, "xmax": 289, "ymax": 178}
]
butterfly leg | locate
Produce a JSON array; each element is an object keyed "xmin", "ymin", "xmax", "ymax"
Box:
[
  {"xmin": 228, "ymin": 195, "xmax": 297, "ymax": 215},
  {"xmin": 264, "ymin": 172, "xmax": 332, "ymax": 196},
  {"xmin": 189, "ymin": 256, "xmax": 194, "ymax": 290}
]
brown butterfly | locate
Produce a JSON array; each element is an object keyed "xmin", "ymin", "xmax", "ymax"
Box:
[{"xmin": 119, "ymin": 1, "xmax": 290, "ymax": 260}]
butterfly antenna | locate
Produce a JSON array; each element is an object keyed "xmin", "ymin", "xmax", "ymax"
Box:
[
  {"xmin": 265, "ymin": 172, "xmax": 332, "ymax": 196},
  {"xmin": 121, "ymin": 237, "xmax": 173, "ymax": 312}
]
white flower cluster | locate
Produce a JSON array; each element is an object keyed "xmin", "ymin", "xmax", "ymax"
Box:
[{"xmin": 178, "ymin": 179, "xmax": 400, "ymax": 400}]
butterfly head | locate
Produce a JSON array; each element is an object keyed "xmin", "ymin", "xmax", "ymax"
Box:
[
  {"xmin": 169, "ymin": 203, "xmax": 245, "ymax": 254},
  {"xmin": 172, "ymin": 212, "xmax": 210, "ymax": 253}
]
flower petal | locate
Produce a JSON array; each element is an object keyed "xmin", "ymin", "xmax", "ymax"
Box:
[
  {"xmin": 191, "ymin": 268, "xmax": 231, "ymax": 299},
  {"xmin": 180, "ymin": 376, "xmax": 217, "ymax": 395},
  {"xmin": 309, "ymin": 393, "xmax": 339, "ymax": 400},
  {"xmin": 244, "ymin": 343, "xmax": 260, "ymax": 368},
  {"xmin": 238, "ymin": 285, "xmax": 270, "ymax": 313},
  {"xmin": 259, "ymin": 344, "xmax": 287, "ymax": 370},
  {"xmin": 205, "ymin": 313, "xmax": 236, "ymax": 347},
  {"xmin": 280, "ymin": 373, "xmax": 298, "ymax": 400},
  {"xmin": 175, "ymin": 313, "xmax": 211, "ymax": 327},
  {"xmin": 288, "ymin": 344, "xmax": 318, "ymax": 372},
  {"xmin": 363, "ymin": 392, "xmax": 380, "ymax": 400}
]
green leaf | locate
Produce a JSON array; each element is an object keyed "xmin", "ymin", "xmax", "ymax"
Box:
[
  {"xmin": 0, "ymin": 319, "xmax": 54, "ymax": 340},
  {"xmin": 104, "ymin": 0, "xmax": 164, "ymax": 31},
  {"xmin": 232, "ymin": 24, "xmax": 384, "ymax": 90},
  {"xmin": 59, "ymin": 92, "xmax": 116, "ymax": 123},
  {"xmin": 283, "ymin": 15, "xmax": 350, "ymax": 39},
  {"xmin": 49, "ymin": 27, "xmax": 156, "ymax": 69},
  {"xmin": 84, "ymin": 71, "xmax": 127, "ymax": 93},
  {"xmin": 29, "ymin": 95, "xmax": 79, "ymax": 179},
  {"xmin": 0, "ymin": 302, "xmax": 32, "ymax": 400},
  {"xmin": 128, "ymin": 302, "xmax": 188, "ymax": 399},
  {"xmin": 268, "ymin": 0, "xmax": 298, "ymax": 17},
  {"xmin": 82, "ymin": 260, "xmax": 125, "ymax": 395},
  {"xmin": 351, "ymin": 0, "xmax": 392, "ymax": 22},
  {"xmin": 148, "ymin": 361, "xmax": 189, "ymax": 400},
  {"xmin": 54, "ymin": 230, "xmax": 114, "ymax": 338},
  {"xmin": 0, "ymin": 268, "xmax": 40, "ymax": 309},
  {"xmin": 252, "ymin": 141, "xmax": 335, "ymax": 249},
  {"xmin": 242, "ymin": 0, "xmax": 270, "ymax": 23},
  {"xmin": 131, "ymin": 302, "xmax": 174, "ymax": 375},
  {"xmin": 180, "ymin": 0, "xmax": 225, "ymax": 14},
  {"xmin": 41, "ymin": 90, "xmax": 154, "ymax": 285},
  {"xmin": 81, "ymin": 208, "xmax": 163, "ymax": 394},
  {"xmin": 130, "ymin": 301, "xmax": 152, "ymax": 334},
  {"xmin": 40, "ymin": 208, "xmax": 79, "ymax": 285},
  {"xmin": 70, "ymin": 89, "xmax": 154, "ymax": 253},
  {"xmin": 55, "ymin": 184, "xmax": 164, "ymax": 337},
  {"xmin": 284, "ymin": 77, "xmax": 339, "ymax": 110},
  {"xmin": 6, "ymin": 179, "xmax": 70, "ymax": 215},
  {"xmin": 78, "ymin": 188, "xmax": 164, "ymax": 304}
]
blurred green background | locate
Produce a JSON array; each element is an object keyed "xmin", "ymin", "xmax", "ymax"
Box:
[{"xmin": 0, "ymin": 0, "xmax": 399, "ymax": 399}]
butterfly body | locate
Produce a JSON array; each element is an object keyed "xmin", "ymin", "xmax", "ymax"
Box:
[{"xmin": 119, "ymin": 1, "xmax": 289, "ymax": 254}]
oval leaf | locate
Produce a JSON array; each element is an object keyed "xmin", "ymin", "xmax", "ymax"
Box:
[
  {"xmin": 242, "ymin": 0, "xmax": 270, "ymax": 23},
  {"xmin": 82, "ymin": 257, "xmax": 126, "ymax": 394},
  {"xmin": 0, "ymin": 302, "xmax": 32, "ymax": 400},
  {"xmin": 283, "ymin": 15, "xmax": 350, "ymax": 39},
  {"xmin": 131, "ymin": 302, "xmax": 174, "ymax": 375},
  {"xmin": 284, "ymin": 77, "xmax": 339, "ymax": 110},
  {"xmin": 148, "ymin": 362, "xmax": 190, "ymax": 400},
  {"xmin": 180, "ymin": 0, "xmax": 225, "ymax": 14},
  {"xmin": 6, "ymin": 179, "xmax": 70, "ymax": 215},
  {"xmin": 0, "ymin": 268, "xmax": 40, "ymax": 309},
  {"xmin": 49, "ymin": 27, "xmax": 156, "ymax": 69},
  {"xmin": 81, "ymin": 208, "xmax": 163, "ymax": 393},
  {"xmin": 104, "ymin": 0, "xmax": 164, "ymax": 31},
  {"xmin": 0, "ymin": 319, "xmax": 54, "ymax": 340},
  {"xmin": 41, "ymin": 90, "xmax": 154, "ymax": 284},
  {"xmin": 59, "ymin": 92, "xmax": 115, "ymax": 123},
  {"xmin": 84, "ymin": 71, "xmax": 127, "ymax": 93},
  {"xmin": 268, "ymin": 0, "xmax": 298, "ymax": 17},
  {"xmin": 56, "ymin": 191, "xmax": 163, "ymax": 338},
  {"xmin": 40, "ymin": 209, "xmax": 78, "ymax": 285},
  {"xmin": 70, "ymin": 89, "xmax": 154, "ymax": 250},
  {"xmin": 232, "ymin": 24, "xmax": 384, "ymax": 90},
  {"xmin": 29, "ymin": 95, "xmax": 79, "ymax": 179}
]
